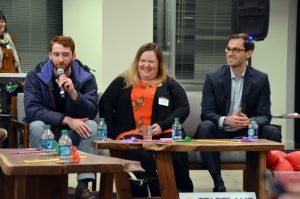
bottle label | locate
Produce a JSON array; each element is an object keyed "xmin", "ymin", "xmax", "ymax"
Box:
[
  {"xmin": 248, "ymin": 129, "xmax": 254, "ymax": 136},
  {"xmin": 98, "ymin": 129, "xmax": 107, "ymax": 136},
  {"xmin": 248, "ymin": 128, "xmax": 258, "ymax": 137},
  {"xmin": 98, "ymin": 129, "xmax": 107, "ymax": 140},
  {"xmin": 41, "ymin": 139, "xmax": 54, "ymax": 149},
  {"xmin": 172, "ymin": 129, "xmax": 182, "ymax": 139},
  {"xmin": 59, "ymin": 146, "xmax": 71, "ymax": 156}
]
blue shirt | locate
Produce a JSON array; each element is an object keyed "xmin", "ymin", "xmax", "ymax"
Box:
[{"xmin": 218, "ymin": 67, "xmax": 245, "ymax": 131}]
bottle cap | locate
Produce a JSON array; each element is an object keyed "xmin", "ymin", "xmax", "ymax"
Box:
[
  {"xmin": 174, "ymin": 117, "xmax": 179, "ymax": 122},
  {"xmin": 44, "ymin": 125, "xmax": 51, "ymax": 130},
  {"xmin": 61, "ymin": 130, "xmax": 68, "ymax": 135},
  {"xmin": 100, "ymin": 118, "xmax": 105, "ymax": 122}
]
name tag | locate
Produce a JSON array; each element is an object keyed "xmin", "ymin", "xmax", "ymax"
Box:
[
  {"xmin": 6, "ymin": 44, "xmax": 10, "ymax": 49},
  {"xmin": 158, "ymin": 97, "xmax": 169, "ymax": 106}
]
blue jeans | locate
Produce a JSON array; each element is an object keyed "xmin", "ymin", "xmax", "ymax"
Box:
[{"xmin": 29, "ymin": 120, "xmax": 98, "ymax": 181}]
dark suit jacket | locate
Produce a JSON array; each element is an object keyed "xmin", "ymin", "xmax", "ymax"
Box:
[{"xmin": 201, "ymin": 65, "xmax": 272, "ymax": 129}]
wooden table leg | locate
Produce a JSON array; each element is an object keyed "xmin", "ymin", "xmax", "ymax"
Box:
[
  {"xmin": 154, "ymin": 151, "xmax": 178, "ymax": 199},
  {"xmin": 115, "ymin": 172, "xmax": 133, "ymax": 199},
  {"xmin": 99, "ymin": 173, "xmax": 114, "ymax": 199},
  {"xmin": 109, "ymin": 150, "xmax": 133, "ymax": 199},
  {"xmin": 1, "ymin": 170, "xmax": 22, "ymax": 199},
  {"xmin": 0, "ymin": 173, "xmax": 68, "ymax": 199},
  {"xmin": 245, "ymin": 151, "xmax": 267, "ymax": 199}
]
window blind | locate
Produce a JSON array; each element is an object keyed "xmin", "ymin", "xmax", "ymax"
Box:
[
  {"xmin": 0, "ymin": 0, "xmax": 62, "ymax": 73},
  {"xmin": 154, "ymin": 0, "xmax": 233, "ymax": 90}
]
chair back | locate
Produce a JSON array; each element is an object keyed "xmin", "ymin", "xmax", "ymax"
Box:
[
  {"xmin": 17, "ymin": 93, "xmax": 26, "ymax": 123},
  {"xmin": 183, "ymin": 91, "xmax": 202, "ymax": 138}
]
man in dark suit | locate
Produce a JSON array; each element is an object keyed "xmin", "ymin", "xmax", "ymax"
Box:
[{"xmin": 194, "ymin": 33, "xmax": 281, "ymax": 192}]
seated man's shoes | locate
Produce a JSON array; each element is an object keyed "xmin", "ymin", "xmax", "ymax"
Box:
[
  {"xmin": 75, "ymin": 184, "xmax": 96, "ymax": 199},
  {"xmin": 0, "ymin": 128, "xmax": 7, "ymax": 143},
  {"xmin": 213, "ymin": 185, "xmax": 226, "ymax": 192}
]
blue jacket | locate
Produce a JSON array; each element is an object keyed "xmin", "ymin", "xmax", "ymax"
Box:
[{"xmin": 24, "ymin": 59, "xmax": 98, "ymax": 129}]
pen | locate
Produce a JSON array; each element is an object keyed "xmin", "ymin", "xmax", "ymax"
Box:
[
  {"xmin": 11, "ymin": 150, "xmax": 41, "ymax": 154},
  {"xmin": 24, "ymin": 158, "xmax": 59, "ymax": 163},
  {"xmin": 193, "ymin": 139, "xmax": 243, "ymax": 144}
]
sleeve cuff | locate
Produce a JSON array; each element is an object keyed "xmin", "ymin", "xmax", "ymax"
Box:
[{"xmin": 218, "ymin": 116, "xmax": 226, "ymax": 128}]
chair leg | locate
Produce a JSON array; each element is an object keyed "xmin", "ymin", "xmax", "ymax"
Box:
[
  {"xmin": 23, "ymin": 123, "xmax": 29, "ymax": 148},
  {"xmin": 92, "ymin": 174, "xmax": 97, "ymax": 191},
  {"xmin": 10, "ymin": 123, "xmax": 18, "ymax": 148}
]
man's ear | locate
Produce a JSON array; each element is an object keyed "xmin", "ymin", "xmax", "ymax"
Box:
[
  {"xmin": 246, "ymin": 50, "xmax": 253, "ymax": 59},
  {"xmin": 72, "ymin": 52, "xmax": 76, "ymax": 61}
]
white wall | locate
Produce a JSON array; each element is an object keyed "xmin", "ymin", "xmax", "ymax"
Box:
[
  {"xmin": 101, "ymin": 0, "xmax": 153, "ymax": 91},
  {"xmin": 63, "ymin": 0, "xmax": 153, "ymax": 91},
  {"xmin": 63, "ymin": 0, "xmax": 297, "ymax": 149},
  {"xmin": 254, "ymin": 0, "xmax": 297, "ymax": 149},
  {"xmin": 63, "ymin": 0, "xmax": 102, "ymax": 82}
]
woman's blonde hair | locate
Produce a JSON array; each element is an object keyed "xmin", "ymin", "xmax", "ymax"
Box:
[{"xmin": 122, "ymin": 42, "xmax": 168, "ymax": 87}]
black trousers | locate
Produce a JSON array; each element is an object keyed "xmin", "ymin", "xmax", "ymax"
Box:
[
  {"xmin": 123, "ymin": 134, "xmax": 193, "ymax": 196},
  {"xmin": 194, "ymin": 120, "xmax": 282, "ymax": 177}
]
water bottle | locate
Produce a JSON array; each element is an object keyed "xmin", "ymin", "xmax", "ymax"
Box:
[
  {"xmin": 98, "ymin": 118, "xmax": 107, "ymax": 141},
  {"xmin": 248, "ymin": 117, "xmax": 258, "ymax": 142},
  {"xmin": 41, "ymin": 125, "xmax": 56, "ymax": 155},
  {"xmin": 172, "ymin": 117, "xmax": 182, "ymax": 140},
  {"xmin": 58, "ymin": 130, "xmax": 72, "ymax": 163}
]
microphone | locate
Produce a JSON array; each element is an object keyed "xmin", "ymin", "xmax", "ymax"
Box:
[{"xmin": 57, "ymin": 68, "xmax": 65, "ymax": 98}]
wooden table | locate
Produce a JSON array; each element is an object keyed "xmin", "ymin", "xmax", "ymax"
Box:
[
  {"xmin": 92, "ymin": 139, "xmax": 284, "ymax": 199},
  {"xmin": 0, "ymin": 149, "xmax": 144, "ymax": 199}
]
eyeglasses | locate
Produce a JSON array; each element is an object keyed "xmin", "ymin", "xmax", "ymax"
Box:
[
  {"xmin": 51, "ymin": 52, "xmax": 71, "ymax": 58},
  {"xmin": 225, "ymin": 47, "xmax": 246, "ymax": 54}
]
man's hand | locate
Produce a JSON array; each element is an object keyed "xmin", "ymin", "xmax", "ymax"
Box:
[
  {"xmin": 224, "ymin": 107, "xmax": 250, "ymax": 129},
  {"xmin": 62, "ymin": 116, "xmax": 91, "ymax": 138},
  {"xmin": 56, "ymin": 74, "xmax": 78, "ymax": 101}
]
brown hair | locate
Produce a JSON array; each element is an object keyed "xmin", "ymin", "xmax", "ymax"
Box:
[
  {"xmin": 228, "ymin": 33, "xmax": 255, "ymax": 51},
  {"xmin": 122, "ymin": 42, "xmax": 168, "ymax": 87},
  {"xmin": 49, "ymin": 35, "xmax": 75, "ymax": 53}
]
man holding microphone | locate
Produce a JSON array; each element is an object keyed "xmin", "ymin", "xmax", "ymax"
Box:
[{"xmin": 24, "ymin": 35, "xmax": 98, "ymax": 199}]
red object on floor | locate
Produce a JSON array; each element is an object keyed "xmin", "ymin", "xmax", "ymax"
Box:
[
  {"xmin": 267, "ymin": 150, "xmax": 287, "ymax": 169},
  {"xmin": 273, "ymin": 157, "xmax": 294, "ymax": 171},
  {"xmin": 285, "ymin": 151, "xmax": 300, "ymax": 171}
]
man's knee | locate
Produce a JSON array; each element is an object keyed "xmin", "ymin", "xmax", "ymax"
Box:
[
  {"xmin": 29, "ymin": 120, "xmax": 45, "ymax": 147},
  {"xmin": 195, "ymin": 120, "xmax": 217, "ymax": 139},
  {"xmin": 29, "ymin": 121, "xmax": 45, "ymax": 138},
  {"xmin": 261, "ymin": 125, "xmax": 282, "ymax": 142},
  {"xmin": 85, "ymin": 120, "xmax": 98, "ymax": 139}
]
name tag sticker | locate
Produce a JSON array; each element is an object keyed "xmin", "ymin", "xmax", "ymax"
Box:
[{"xmin": 158, "ymin": 97, "xmax": 169, "ymax": 106}]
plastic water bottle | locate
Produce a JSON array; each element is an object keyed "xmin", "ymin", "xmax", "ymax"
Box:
[
  {"xmin": 98, "ymin": 118, "xmax": 107, "ymax": 141},
  {"xmin": 172, "ymin": 117, "xmax": 182, "ymax": 140},
  {"xmin": 248, "ymin": 117, "xmax": 258, "ymax": 142},
  {"xmin": 41, "ymin": 125, "xmax": 56, "ymax": 155},
  {"xmin": 58, "ymin": 130, "xmax": 72, "ymax": 163}
]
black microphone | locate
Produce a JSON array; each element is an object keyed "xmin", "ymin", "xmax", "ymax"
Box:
[{"xmin": 57, "ymin": 68, "xmax": 65, "ymax": 98}]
